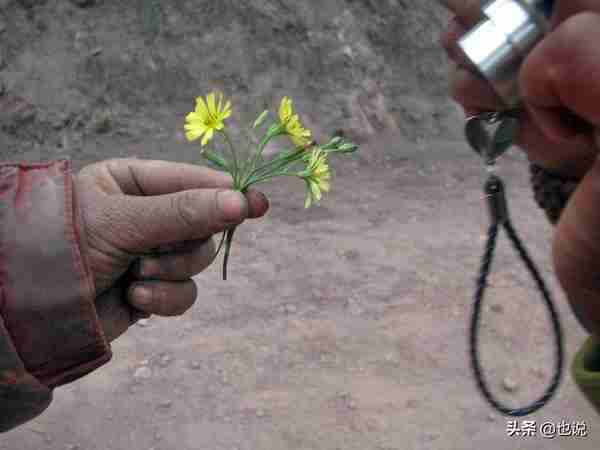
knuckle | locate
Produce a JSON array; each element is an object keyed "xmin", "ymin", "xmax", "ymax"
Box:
[{"xmin": 174, "ymin": 191, "xmax": 200, "ymax": 230}]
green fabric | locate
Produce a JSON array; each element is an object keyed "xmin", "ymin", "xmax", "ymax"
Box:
[{"xmin": 572, "ymin": 336, "xmax": 600, "ymax": 414}]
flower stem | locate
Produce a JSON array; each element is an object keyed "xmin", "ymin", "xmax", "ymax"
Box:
[
  {"xmin": 222, "ymin": 225, "xmax": 237, "ymax": 280},
  {"xmin": 221, "ymin": 129, "xmax": 240, "ymax": 185},
  {"xmin": 244, "ymin": 172, "xmax": 298, "ymax": 188},
  {"xmin": 241, "ymin": 125, "xmax": 284, "ymax": 186},
  {"xmin": 242, "ymin": 148, "xmax": 305, "ymax": 188}
]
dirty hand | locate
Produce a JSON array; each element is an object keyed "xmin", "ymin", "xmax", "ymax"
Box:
[
  {"xmin": 75, "ymin": 158, "xmax": 269, "ymax": 341},
  {"xmin": 441, "ymin": 0, "xmax": 600, "ymax": 179}
]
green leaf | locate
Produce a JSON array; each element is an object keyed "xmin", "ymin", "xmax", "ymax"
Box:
[
  {"xmin": 253, "ymin": 110, "xmax": 270, "ymax": 129},
  {"xmin": 203, "ymin": 150, "xmax": 229, "ymax": 171}
]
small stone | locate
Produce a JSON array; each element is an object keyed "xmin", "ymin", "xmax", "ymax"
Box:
[
  {"xmin": 52, "ymin": 117, "xmax": 66, "ymax": 130},
  {"xmin": 158, "ymin": 400, "xmax": 172, "ymax": 409},
  {"xmin": 502, "ymin": 377, "xmax": 519, "ymax": 393},
  {"xmin": 256, "ymin": 408, "xmax": 265, "ymax": 418},
  {"xmin": 89, "ymin": 46, "xmax": 103, "ymax": 56},
  {"xmin": 70, "ymin": 0, "xmax": 96, "ymax": 6},
  {"xmin": 285, "ymin": 304, "xmax": 297, "ymax": 314},
  {"xmin": 346, "ymin": 297, "xmax": 364, "ymax": 316},
  {"xmin": 133, "ymin": 366, "xmax": 152, "ymax": 381},
  {"xmin": 490, "ymin": 303, "xmax": 504, "ymax": 314},
  {"xmin": 189, "ymin": 361, "xmax": 202, "ymax": 370},
  {"xmin": 91, "ymin": 109, "xmax": 112, "ymax": 134},
  {"xmin": 532, "ymin": 368, "xmax": 546, "ymax": 379},
  {"xmin": 348, "ymin": 400, "xmax": 357, "ymax": 410},
  {"xmin": 405, "ymin": 399, "xmax": 418, "ymax": 409},
  {"xmin": 486, "ymin": 413, "xmax": 496, "ymax": 422},
  {"xmin": 424, "ymin": 432, "xmax": 440, "ymax": 442},
  {"xmin": 158, "ymin": 354, "xmax": 172, "ymax": 368},
  {"xmin": 0, "ymin": 22, "xmax": 5, "ymax": 34},
  {"xmin": 137, "ymin": 318, "xmax": 150, "ymax": 327}
]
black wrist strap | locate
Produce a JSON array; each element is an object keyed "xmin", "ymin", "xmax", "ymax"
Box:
[{"xmin": 470, "ymin": 174, "xmax": 565, "ymax": 416}]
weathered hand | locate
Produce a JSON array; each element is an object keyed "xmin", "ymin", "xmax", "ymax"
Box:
[
  {"xmin": 75, "ymin": 158, "xmax": 269, "ymax": 341},
  {"xmin": 440, "ymin": 0, "xmax": 599, "ymax": 179}
]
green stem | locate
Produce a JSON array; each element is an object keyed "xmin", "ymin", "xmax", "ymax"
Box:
[
  {"xmin": 244, "ymin": 172, "xmax": 298, "ymax": 188},
  {"xmin": 243, "ymin": 148, "xmax": 305, "ymax": 186},
  {"xmin": 203, "ymin": 149, "xmax": 230, "ymax": 172},
  {"xmin": 241, "ymin": 125, "xmax": 284, "ymax": 186},
  {"xmin": 221, "ymin": 129, "xmax": 240, "ymax": 186},
  {"xmin": 222, "ymin": 225, "xmax": 238, "ymax": 280}
]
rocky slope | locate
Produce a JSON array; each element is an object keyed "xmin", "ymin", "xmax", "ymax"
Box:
[{"xmin": 0, "ymin": 0, "xmax": 459, "ymax": 163}]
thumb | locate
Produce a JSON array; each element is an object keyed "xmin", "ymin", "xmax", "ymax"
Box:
[
  {"xmin": 114, "ymin": 188, "xmax": 248, "ymax": 252},
  {"xmin": 553, "ymin": 158, "xmax": 600, "ymax": 335}
]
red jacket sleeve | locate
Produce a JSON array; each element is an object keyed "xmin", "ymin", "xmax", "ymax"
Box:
[{"xmin": 0, "ymin": 160, "xmax": 112, "ymax": 432}]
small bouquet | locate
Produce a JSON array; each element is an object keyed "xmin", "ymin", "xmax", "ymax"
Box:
[{"xmin": 184, "ymin": 91, "xmax": 358, "ymax": 280}]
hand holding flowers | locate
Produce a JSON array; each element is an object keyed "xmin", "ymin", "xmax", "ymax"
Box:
[{"xmin": 185, "ymin": 91, "xmax": 358, "ymax": 279}]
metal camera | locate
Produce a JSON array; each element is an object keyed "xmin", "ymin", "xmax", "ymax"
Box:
[{"xmin": 458, "ymin": 0, "xmax": 555, "ymax": 107}]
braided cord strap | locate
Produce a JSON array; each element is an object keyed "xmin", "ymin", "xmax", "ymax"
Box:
[
  {"xmin": 470, "ymin": 175, "xmax": 565, "ymax": 416},
  {"xmin": 529, "ymin": 163, "xmax": 578, "ymax": 225}
]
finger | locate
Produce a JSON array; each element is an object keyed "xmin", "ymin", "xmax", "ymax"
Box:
[
  {"xmin": 551, "ymin": 0, "xmax": 600, "ymax": 28},
  {"xmin": 441, "ymin": 17, "xmax": 475, "ymax": 69},
  {"xmin": 437, "ymin": 0, "xmax": 483, "ymax": 27},
  {"xmin": 117, "ymin": 188, "xmax": 248, "ymax": 251},
  {"xmin": 104, "ymin": 158, "xmax": 233, "ymax": 196},
  {"xmin": 129, "ymin": 279, "xmax": 197, "ymax": 316},
  {"xmin": 245, "ymin": 188, "xmax": 270, "ymax": 219},
  {"xmin": 520, "ymin": 13, "xmax": 600, "ymax": 141},
  {"xmin": 553, "ymin": 160, "xmax": 600, "ymax": 335},
  {"xmin": 451, "ymin": 65, "xmax": 504, "ymax": 112},
  {"xmin": 137, "ymin": 238, "xmax": 216, "ymax": 281},
  {"xmin": 515, "ymin": 111, "xmax": 597, "ymax": 178}
]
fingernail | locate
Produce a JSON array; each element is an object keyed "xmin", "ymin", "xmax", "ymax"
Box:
[
  {"xmin": 216, "ymin": 190, "xmax": 246, "ymax": 223},
  {"xmin": 139, "ymin": 258, "xmax": 160, "ymax": 278},
  {"xmin": 133, "ymin": 286, "xmax": 152, "ymax": 306}
]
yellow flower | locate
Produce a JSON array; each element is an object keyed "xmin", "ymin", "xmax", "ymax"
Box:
[
  {"xmin": 300, "ymin": 148, "xmax": 331, "ymax": 208},
  {"xmin": 278, "ymin": 96, "xmax": 313, "ymax": 148},
  {"xmin": 185, "ymin": 91, "xmax": 232, "ymax": 146}
]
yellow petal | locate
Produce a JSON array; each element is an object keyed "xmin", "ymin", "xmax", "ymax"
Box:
[
  {"xmin": 201, "ymin": 128, "xmax": 215, "ymax": 146},
  {"xmin": 186, "ymin": 128, "xmax": 205, "ymax": 142},
  {"xmin": 215, "ymin": 91, "xmax": 223, "ymax": 113},
  {"xmin": 310, "ymin": 180, "xmax": 322, "ymax": 202},
  {"xmin": 207, "ymin": 92, "xmax": 217, "ymax": 117},
  {"xmin": 223, "ymin": 100, "xmax": 232, "ymax": 118},
  {"xmin": 279, "ymin": 97, "xmax": 293, "ymax": 124},
  {"xmin": 184, "ymin": 123, "xmax": 207, "ymax": 134},
  {"xmin": 195, "ymin": 96, "xmax": 209, "ymax": 118},
  {"xmin": 304, "ymin": 191, "xmax": 312, "ymax": 209},
  {"xmin": 185, "ymin": 111, "xmax": 201, "ymax": 122},
  {"xmin": 318, "ymin": 178, "xmax": 331, "ymax": 193}
]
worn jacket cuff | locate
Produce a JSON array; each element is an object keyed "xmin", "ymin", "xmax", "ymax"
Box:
[{"xmin": 0, "ymin": 160, "xmax": 111, "ymax": 389}]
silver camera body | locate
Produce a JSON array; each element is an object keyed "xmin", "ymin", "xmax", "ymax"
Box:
[{"xmin": 458, "ymin": 0, "xmax": 554, "ymax": 107}]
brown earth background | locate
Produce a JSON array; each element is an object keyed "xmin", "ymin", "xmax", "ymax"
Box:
[{"xmin": 1, "ymin": 1, "xmax": 599, "ymax": 449}]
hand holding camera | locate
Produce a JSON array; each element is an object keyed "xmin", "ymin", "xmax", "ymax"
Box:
[{"xmin": 441, "ymin": 0, "xmax": 600, "ymax": 179}]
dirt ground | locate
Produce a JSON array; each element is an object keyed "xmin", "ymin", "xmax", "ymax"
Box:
[{"xmin": 1, "ymin": 1, "xmax": 599, "ymax": 449}]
